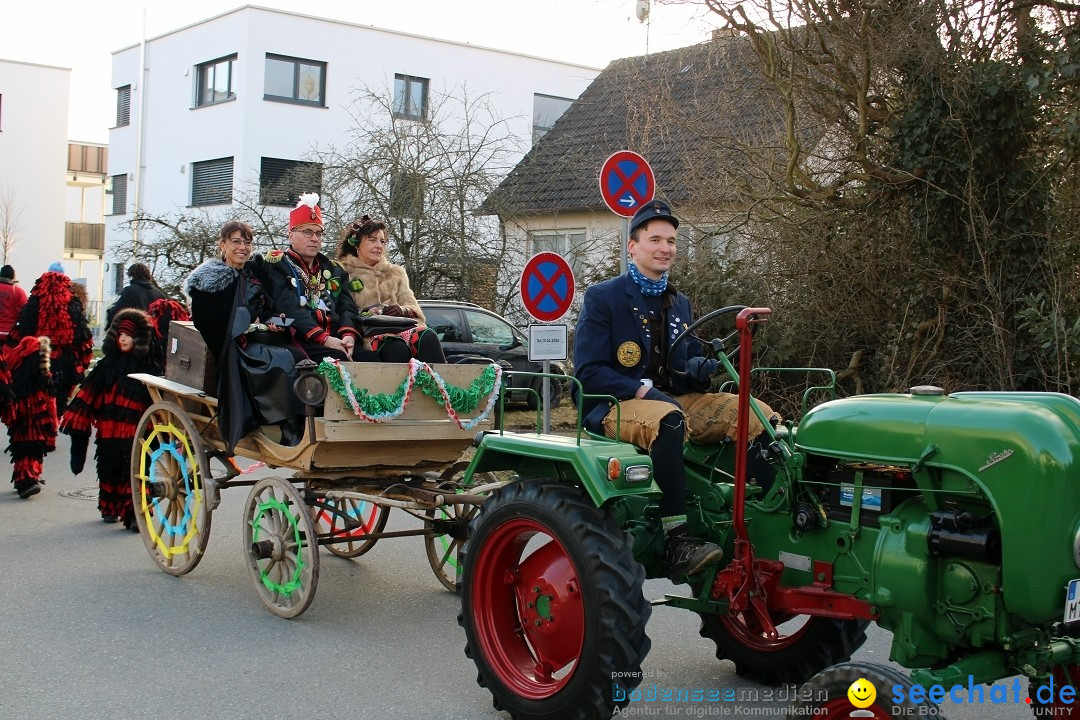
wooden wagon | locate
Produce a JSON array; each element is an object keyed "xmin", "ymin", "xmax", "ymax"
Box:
[{"xmin": 128, "ymin": 329, "xmax": 504, "ymax": 618}]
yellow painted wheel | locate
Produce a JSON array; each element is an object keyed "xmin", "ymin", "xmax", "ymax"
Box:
[{"xmin": 129, "ymin": 402, "xmax": 214, "ymax": 576}]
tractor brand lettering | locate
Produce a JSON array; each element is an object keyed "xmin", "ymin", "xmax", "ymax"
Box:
[
  {"xmin": 979, "ymin": 448, "xmax": 1014, "ymax": 471},
  {"xmin": 617, "ymin": 341, "xmax": 642, "ymax": 367},
  {"xmin": 890, "ymin": 674, "xmax": 1076, "ymax": 709}
]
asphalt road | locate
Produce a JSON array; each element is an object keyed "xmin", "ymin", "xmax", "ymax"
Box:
[{"xmin": 0, "ymin": 433, "xmax": 1034, "ymax": 720}]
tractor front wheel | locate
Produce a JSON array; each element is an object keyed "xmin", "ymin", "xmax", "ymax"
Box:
[
  {"xmin": 785, "ymin": 661, "xmax": 940, "ymax": 719},
  {"xmin": 459, "ymin": 479, "xmax": 650, "ymax": 720}
]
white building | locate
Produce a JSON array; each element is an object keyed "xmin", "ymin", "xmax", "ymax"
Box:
[
  {"xmin": 107, "ymin": 4, "xmax": 599, "ymax": 302},
  {"xmin": 64, "ymin": 141, "xmax": 109, "ymax": 329},
  {"xmin": 0, "ymin": 59, "xmax": 69, "ymax": 283}
]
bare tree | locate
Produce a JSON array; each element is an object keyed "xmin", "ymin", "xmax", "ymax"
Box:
[
  {"xmin": 648, "ymin": 0, "xmax": 1080, "ymax": 398},
  {"xmin": 113, "ymin": 184, "xmax": 289, "ymax": 298},
  {"xmin": 312, "ymin": 82, "xmax": 523, "ymax": 307},
  {"xmin": 0, "ymin": 184, "xmax": 23, "ymax": 264}
]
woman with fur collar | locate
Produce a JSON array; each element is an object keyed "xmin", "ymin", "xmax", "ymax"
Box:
[
  {"xmin": 60, "ymin": 309, "xmax": 160, "ymax": 528},
  {"xmin": 335, "ymin": 216, "xmax": 445, "ymax": 363},
  {"xmin": 185, "ymin": 220, "xmax": 303, "ymax": 450}
]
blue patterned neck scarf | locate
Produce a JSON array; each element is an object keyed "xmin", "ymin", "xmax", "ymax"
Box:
[{"xmin": 628, "ymin": 261, "xmax": 668, "ymax": 297}]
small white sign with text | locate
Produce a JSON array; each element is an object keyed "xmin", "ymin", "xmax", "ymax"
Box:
[{"xmin": 528, "ymin": 324, "xmax": 568, "ymax": 361}]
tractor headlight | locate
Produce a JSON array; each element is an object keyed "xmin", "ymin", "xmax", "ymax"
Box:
[
  {"xmin": 624, "ymin": 465, "xmax": 652, "ymax": 484},
  {"xmin": 1073, "ymin": 522, "xmax": 1080, "ymax": 570}
]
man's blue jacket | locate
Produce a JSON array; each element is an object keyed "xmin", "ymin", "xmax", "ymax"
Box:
[{"xmin": 574, "ymin": 273, "xmax": 703, "ymax": 430}]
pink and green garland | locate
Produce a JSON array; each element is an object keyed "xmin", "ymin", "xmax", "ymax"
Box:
[{"xmin": 317, "ymin": 358, "xmax": 501, "ymax": 430}]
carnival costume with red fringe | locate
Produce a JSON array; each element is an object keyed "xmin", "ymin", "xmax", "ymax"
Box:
[
  {"xmin": 10, "ymin": 271, "xmax": 94, "ymax": 419},
  {"xmin": 1, "ymin": 336, "xmax": 56, "ymax": 498},
  {"xmin": 60, "ymin": 309, "xmax": 161, "ymax": 527}
]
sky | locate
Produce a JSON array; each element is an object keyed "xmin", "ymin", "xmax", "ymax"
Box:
[{"xmin": 1, "ymin": 0, "xmax": 721, "ymax": 144}]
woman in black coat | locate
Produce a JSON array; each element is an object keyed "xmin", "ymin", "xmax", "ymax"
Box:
[
  {"xmin": 106, "ymin": 263, "xmax": 166, "ymax": 326},
  {"xmin": 185, "ymin": 221, "xmax": 303, "ymax": 450}
]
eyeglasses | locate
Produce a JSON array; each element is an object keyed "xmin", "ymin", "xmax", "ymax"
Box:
[
  {"xmin": 226, "ymin": 238, "xmax": 254, "ymax": 246},
  {"xmin": 296, "ymin": 229, "xmax": 325, "ymax": 239}
]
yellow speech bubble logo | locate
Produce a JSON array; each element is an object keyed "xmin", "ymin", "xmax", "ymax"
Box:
[{"xmin": 847, "ymin": 677, "xmax": 877, "ymax": 709}]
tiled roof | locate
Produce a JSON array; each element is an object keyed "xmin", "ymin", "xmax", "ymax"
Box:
[{"xmin": 483, "ymin": 34, "xmax": 783, "ymax": 216}]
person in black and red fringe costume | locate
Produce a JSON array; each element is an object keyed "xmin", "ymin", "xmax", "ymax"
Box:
[
  {"xmin": 0, "ymin": 335, "xmax": 56, "ymax": 499},
  {"xmin": 8, "ymin": 268, "xmax": 94, "ymax": 420},
  {"xmin": 60, "ymin": 309, "xmax": 161, "ymax": 530}
]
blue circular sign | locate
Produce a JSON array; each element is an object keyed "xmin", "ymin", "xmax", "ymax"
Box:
[{"xmin": 520, "ymin": 252, "xmax": 575, "ymax": 322}]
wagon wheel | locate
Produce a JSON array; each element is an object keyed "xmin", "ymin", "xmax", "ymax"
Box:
[
  {"xmin": 310, "ymin": 495, "xmax": 390, "ymax": 559},
  {"xmin": 130, "ymin": 401, "xmax": 215, "ymax": 577},
  {"xmin": 243, "ymin": 476, "xmax": 320, "ymax": 619},
  {"xmin": 424, "ymin": 463, "xmax": 498, "ymax": 592}
]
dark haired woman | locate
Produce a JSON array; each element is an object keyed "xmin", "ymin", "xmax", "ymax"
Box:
[
  {"xmin": 60, "ymin": 309, "xmax": 160, "ymax": 529},
  {"xmin": 105, "ymin": 262, "xmax": 166, "ymax": 326},
  {"xmin": 185, "ymin": 220, "xmax": 304, "ymax": 449},
  {"xmin": 335, "ymin": 216, "xmax": 446, "ymax": 364}
]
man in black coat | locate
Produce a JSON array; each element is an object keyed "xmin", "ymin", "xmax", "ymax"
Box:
[{"xmin": 106, "ymin": 263, "xmax": 165, "ymax": 326}]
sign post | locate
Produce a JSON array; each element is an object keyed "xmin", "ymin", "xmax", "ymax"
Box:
[
  {"xmin": 519, "ymin": 252, "xmax": 576, "ymax": 433},
  {"xmin": 598, "ymin": 150, "xmax": 655, "ymax": 273}
]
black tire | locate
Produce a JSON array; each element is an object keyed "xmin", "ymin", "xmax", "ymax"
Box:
[
  {"xmin": 526, "ymin": 376, "xmax": 564, "ymax": 410},
  {"xmin": 699, "ymin": 606, "xmax": 868, "ymax": 685},
  {"xmin": 459, "ymin": 479, "xmax": 650, "ymax": 720},
  {"xmin": 786, "ymin": 661, "xmax": 942, "ymax": 719},
  {"xmin": 1029, "ymin": 668, "xmax": 1079, "ymax": 718}
]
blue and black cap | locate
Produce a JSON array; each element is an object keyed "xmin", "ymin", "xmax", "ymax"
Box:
[{"xmin": 629, "ymin": 200, "xmax": 679, "ymax": 235}]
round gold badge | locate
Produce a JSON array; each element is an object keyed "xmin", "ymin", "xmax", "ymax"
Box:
[{"xmin": 617, "ymin": 341, "xmax": 642, "ymax": 367}]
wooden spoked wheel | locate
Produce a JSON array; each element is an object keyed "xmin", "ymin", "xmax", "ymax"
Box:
[
  {"xmin": 130, "ymin": 402, "xmax": 214, "ymax": 577},
  {"xmin": 310, "ymin": 495, "xmax": 390, "ymax": 559},
  {"xmin": 242, "ymin": 476, "xmax": 320, "ymax": 619}
]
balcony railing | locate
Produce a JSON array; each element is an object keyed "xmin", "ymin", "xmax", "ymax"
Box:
[{"xmin": 64, "ymin": 222, "xmax": 105, "ymax": 254}]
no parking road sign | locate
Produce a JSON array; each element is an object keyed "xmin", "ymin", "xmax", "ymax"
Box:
[
  {"xmin": 520, "ymin": 252, "xmax": 575, "ymax": 322},
  {"xmin": 599, "ymin": 150, "xmax": 655, "ymax": 217}
]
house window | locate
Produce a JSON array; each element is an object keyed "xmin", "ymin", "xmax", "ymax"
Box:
[
  {"xmin": 195, "ymin": 55, "xmax": 236, "ymax": 107},
  {"xmin": 259, "ymin": 158, "xmax": 323, "ymax": 206},
  {"xmin": 113, "ymin": 264, "xmax": 126, "ymax": 294},
  {"xmin": 264, "ymin": 54, "xmax": 326, "ymax": 106},
  {"xmin": 115, "ymin": 85, "xmax": 131, "ymax": 127},
  {"xmin": 528, "ymin": 228, "xmax": 586, "ymax": 275},
  {"xmin": 689, "ymin": 228, "xmax": 731, "ymax": 259},
  {"xmin": 191, "ymin": 157, "xmax": 234, "ymax": 206},
  {"xmin": 389, "ymin": 171, "xmax": 426, "ymax": 217},
  {"xmin": 110, "ymin": 174, "xmax": 127, "ymax": 215},
  {"xmin": 532, "ymin": 94, "xmax": 573, "ymax": 144},
  {"xmin": 393, "ymin": 74, "xmax": 428, "ymax": 120}
]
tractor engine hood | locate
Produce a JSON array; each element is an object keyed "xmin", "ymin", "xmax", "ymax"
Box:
[
  {"xmin": 795, "ymin": 389, "xmax": 1080, "ymax": 624},
  {"xmin": 795, "ymin": 390, "xmax": 1080, "ymax": 472}
]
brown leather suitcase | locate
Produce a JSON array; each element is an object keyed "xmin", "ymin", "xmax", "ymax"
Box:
[{"xmin": 165, "ymin": 320, "xmax": 217, "ymax": 394}]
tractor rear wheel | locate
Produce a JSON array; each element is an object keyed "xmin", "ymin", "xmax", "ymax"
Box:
[
  {"xmin": 785, "ymin": 661, "xmax": 940, "ymax": 719},
  {"xmin": 699, "ymin": 604, "xmax": 868, "ymax": 685},
  {"xmin": 459, "ymin": 478, "xmax": 650, "ymax": 720}
]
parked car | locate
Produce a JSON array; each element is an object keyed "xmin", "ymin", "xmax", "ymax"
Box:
[{"xmin": 418, "ymin": 300, "xmax": 567, "ymax": 408}]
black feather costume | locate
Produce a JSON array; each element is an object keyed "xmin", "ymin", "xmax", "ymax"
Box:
[
  {"xmin": 1, "ymin": 335, "xmax": 56, "ymax": 497},
  {"xmin": 60, "ymin": 309, "xmax": 161, "ymax": 525},
  {"xmin": 10, "ymin": 271, "xmax": 94, "ymax": 419}
]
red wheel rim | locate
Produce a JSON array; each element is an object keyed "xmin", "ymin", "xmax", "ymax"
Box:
[
  {"xmin": 720, "ymin": 609, "xmax": 811, "ymax": 651},
  {"xmin": 469, "ymin": 517, "xmax": 584, "ymax": 700},
  {"xmin": 817, "ymin": 698, "xmax": 892, "ymax": 719}
]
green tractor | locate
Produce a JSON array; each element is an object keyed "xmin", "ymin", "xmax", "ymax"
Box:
[{"xmin": 456, "ymin": 306, "xmax": 1080, "ymax": 720}]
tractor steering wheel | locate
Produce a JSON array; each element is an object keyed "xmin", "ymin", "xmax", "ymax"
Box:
[{"xmin": 668, "ymin": 305, "xmax": 755, "ymax": 383}]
